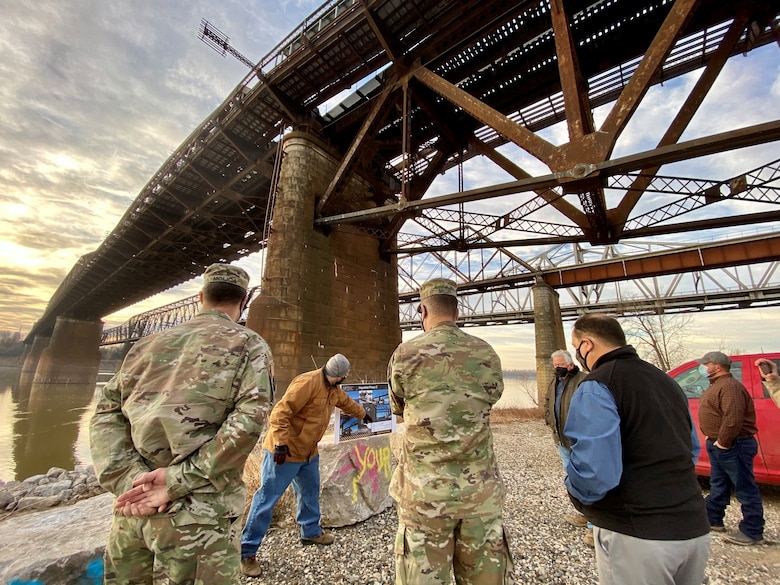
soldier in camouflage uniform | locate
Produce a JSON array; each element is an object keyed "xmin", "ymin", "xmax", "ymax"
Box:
[
  {"xmin": 387, "ymin": 278, "xmax": 514, "ymax": 585},
  {"xmin": 89, "ymin": 263, "xmax": 274, "ymax": 585}
]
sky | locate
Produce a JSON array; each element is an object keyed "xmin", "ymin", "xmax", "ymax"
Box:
[{"xmin": 0, "ymin": 1, "xmax": 778, "ymax": 370}]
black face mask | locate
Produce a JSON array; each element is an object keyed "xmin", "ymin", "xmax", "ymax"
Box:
[
  {"xmin": 575, "ymin": 341, "xmax": 591, "ymax": 372},
  {"xmin": 555, "ymin": 367, "xmax": 569, "ymax": 379}
]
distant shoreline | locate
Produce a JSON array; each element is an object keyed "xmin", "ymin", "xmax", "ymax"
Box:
[{"xmin": 502, "ymin": 370, "xmax": 536, "ymax": 379}]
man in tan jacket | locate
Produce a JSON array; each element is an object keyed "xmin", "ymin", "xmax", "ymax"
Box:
[{"xmin": 240, "ymin": 354, "xmax": 368, "ymax": 577}]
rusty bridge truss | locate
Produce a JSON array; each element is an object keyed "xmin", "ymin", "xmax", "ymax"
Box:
[
  {"xmin": 31, "ymin": 0, "xmax": 780, "ymax": 344},
  {"xmin": 101, "ymin": 233, "xmax": 780, "ymax": 344}
]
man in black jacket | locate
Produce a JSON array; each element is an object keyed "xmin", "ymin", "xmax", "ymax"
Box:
[{"xmin": 564, "ymin": 314, "xmax": 710, "ymax": 585}]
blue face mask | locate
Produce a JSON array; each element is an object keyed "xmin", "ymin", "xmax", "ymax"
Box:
[{"xmin": 698, "ymin": 365, "xmax": 715, "ymax": 379}]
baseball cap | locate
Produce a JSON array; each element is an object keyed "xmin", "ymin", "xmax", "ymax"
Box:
[
  {"xmin": 695, "ymin": 351, "xmax": 731, "ymax": 367},
  {"xmin": 202, "ymin": 263, "xmax": 250, "ymax": 291}
]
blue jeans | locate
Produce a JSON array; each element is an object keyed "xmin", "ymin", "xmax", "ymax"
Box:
[
  {"xmin": 558, "ymin": 445, "xmax": 593, "ymax": 529},
  {"xmin": 705, "ymin": 437, "xmax": 764, "ymax": 540},
  {"xmin": 241, "ymin": 451, "xmax": 323, "ymax": 557}
]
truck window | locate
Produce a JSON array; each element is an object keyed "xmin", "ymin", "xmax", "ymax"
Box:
[{"xmin": 673, "ymin": 362, "xmax": 743, "ymax": 399}]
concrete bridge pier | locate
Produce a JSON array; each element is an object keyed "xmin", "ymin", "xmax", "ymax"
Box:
[
  {"xmin": 17, "ymin": 336, "xmax": 50, "ymax": 401},
  {"xmin": 532, "ymin": 281, "xmax": 567, "ymax": 405},
  {"xmin": 246, "ymin": 131, "xmax": 401, "ymax": 395},
  {"xmin": 31, "ymin": 316, "xmax": 102, "ymax": 389}
]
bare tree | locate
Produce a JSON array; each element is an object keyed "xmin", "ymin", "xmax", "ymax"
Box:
[
  {"xmin": 715, "ymin": 339, "xmax": 745, "ymax": 356},
  {"xmin": 621, "ymin": 310, "xmax": 694, "ymax": 372},
  {"xmin": 516, "ymin": 372, "xmax": 539, "ymax": 408}
]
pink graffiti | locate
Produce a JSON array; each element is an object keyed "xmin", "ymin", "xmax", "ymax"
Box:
[{"xmin": 334, "ymin": 442, "xmax": 392, "ymax": 503}]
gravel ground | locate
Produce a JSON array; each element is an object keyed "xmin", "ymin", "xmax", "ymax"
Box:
[{"xmin": 241, "ymin": 419, "xmax": 780, "ymax": 584}]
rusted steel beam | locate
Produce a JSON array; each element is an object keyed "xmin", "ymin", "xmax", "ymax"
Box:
[
  {"xmin": 470, "ymin": 137, "xmax": 589, "ymax": 227},
  {"xmin": 381, "ymin": 145, "xmax": 455, "ymax": 255},
  {"xmin": 599, "ymin": 0, "xmax": 700, "ymax": 145},
  {"xmin": 403, "ymin": 79, "xmax": 416, "ymax": 204},
  {"xmin": 317, "ymin": 82, "xmax": 395, "ymax": 215},
  {"xmin": 600, "ymin": 120, "xmax": 780, "ymax": 175},
  {"xmin": 577, "ymin": 187, "xmax": 612, "ymax": 243},
  {"xmin": 256, "ymin": 73, "xmax": 306, "ymax": 123},
  {"xmin": 622, "ymin": 210, "xmax": 780, "ymax": 239},
  {"xmin": 612, "ymin": 12, "xmax": 751, "ymax": 228},
  {"xmin": 316, "ymin": 120, "xmax": 780, "ymax": 226},
  {"xmin": 359, "ymin": 0, "xmax": 397, "ymax": 61},
  {"xmin": 412, "ymin": 65, "xmax": 558, "ymax": 166},
  {"xmin": 550, "ymin": 0, "xmax": 595, "ymax": 140},
  {"xmin": 543, "ymin": 234, "xmax": 780, "ymax": 288}
]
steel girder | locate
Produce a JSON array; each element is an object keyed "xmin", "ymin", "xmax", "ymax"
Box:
[
  {"xmin": 101, "ymin": 233, "xmax": 780, "ymax": 344},
  {"xmin": 30, "ymin": 0, "xmax": 780, "ymax": 344}
]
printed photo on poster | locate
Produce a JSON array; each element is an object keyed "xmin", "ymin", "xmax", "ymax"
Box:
[{"xmin": 334, "ymin": 383, "xmax": 396, "ymax": 443}]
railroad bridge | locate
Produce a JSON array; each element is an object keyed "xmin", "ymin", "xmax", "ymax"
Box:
[{"xmin": 20, "ymin": 0, "xmax": 780, "ymax": 396}]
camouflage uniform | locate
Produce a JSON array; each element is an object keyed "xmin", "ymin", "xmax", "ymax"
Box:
[
  {"xmin": 388, "ymin": 282, "xmax": 514, "ymax": 585},
  {"xmin": 90, "ymin": 308, "xmax": 273, "ymax": 585}
]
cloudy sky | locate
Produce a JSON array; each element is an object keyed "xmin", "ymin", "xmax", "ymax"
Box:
[{"xmin": 1, "ymin": 1, "xmax": 778, "ymax": 370}]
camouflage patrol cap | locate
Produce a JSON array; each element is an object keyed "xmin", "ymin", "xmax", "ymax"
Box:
[
  {"xmin": 419, "ymin": 278, "xmax": 457, "ymax": 301},
  {"xmin": 202, "ymin": 263, "xmax": 250, "ymax": 291}
]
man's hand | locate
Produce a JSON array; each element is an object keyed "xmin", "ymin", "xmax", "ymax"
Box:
[
  {"xmin": 114, "ymin": 467, "xmax": 171, "ymax": 517},
  {"xmin": 273, "ymin": 445, "xmax": 291, "ymax": 465},
  {"xmin": 755, "ymin": 358, "xmax": 779, "ymax": 380},
  {"xmin": 363, "ymin": 414, "xmax": 373, "ymax": 424}
]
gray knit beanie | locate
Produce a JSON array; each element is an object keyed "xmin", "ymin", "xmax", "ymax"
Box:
[{"xmin": 324, "ymin": 354, "xmax": 350, "ymax": 378}]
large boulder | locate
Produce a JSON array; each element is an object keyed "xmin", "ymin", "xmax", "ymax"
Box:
[
  {"xmin": 319, "ymin": 433, "xmax": 395, "ymax": 527},
  {"xmin": 242, "ymin": 433, "xmax": 397, "ymax": 530},
  {"xmin": 0, "ymin": 492, "xmax": 113, "ymax": 584}
]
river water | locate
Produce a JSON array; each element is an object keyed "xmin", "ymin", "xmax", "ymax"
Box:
[{"xmin": 0, "ymin": 368, "xmax": 536, "ymax": 482}]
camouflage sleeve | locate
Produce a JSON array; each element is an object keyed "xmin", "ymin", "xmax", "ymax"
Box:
[
  {"xmin": 334, "ymin": 389, "xmax": 366, "ymax": 420},
  {"xmin": 267, "ymin": 371, "xmax": 316, "ymax": 447},
  {"xmin": 387, "ymin": 348, "xmax": 405, "ymax": 415},
  {"xmin": 483, "ymin": 348, "xmax": 504, "ymax": 405},
  {"xmin": 165, "ymin": 336, "xmax": 273, "ymax": 500},
  {"xmin": 89, "ymin": 373, "xmax": 151, "ymax": 495}
]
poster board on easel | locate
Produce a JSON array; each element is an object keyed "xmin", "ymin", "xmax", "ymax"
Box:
[{"xmin": 333, "ymin": 382, "xmax": 396, "ymax": 443}]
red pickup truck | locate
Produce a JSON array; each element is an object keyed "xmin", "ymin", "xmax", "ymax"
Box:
[{"xmin": 668, "ymin": 353, "xmax": 780, "ymax": 486}]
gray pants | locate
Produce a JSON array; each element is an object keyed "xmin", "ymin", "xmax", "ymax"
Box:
[{"xmin": 594, "ymin": 527, "xmax": 710, "ymax": 585}]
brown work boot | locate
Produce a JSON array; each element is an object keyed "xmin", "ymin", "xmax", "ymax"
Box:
[
  {"xmin": 563, "ymin": 513, "xmax": 588, "ymax": 528},
  {"xmin": 583, "ymin": 528, "xmax": 594, "ymax": 547},
  {"xmin": 301, "ymin": 531, "xmax": 335, "ymax": 545},
  {"xmin": 240, "ymin": 556, "xmax": 262, "ymax": 577}
]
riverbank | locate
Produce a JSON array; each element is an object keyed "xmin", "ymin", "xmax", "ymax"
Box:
[
  {"xmin": 2, "ymin": 418, "xmax": 778, "ymax": 584},
  {"xmin": 0, "ymin": 464, "xmax": 104, "ymax": 519},
  {"xmin": 238, "ymin": 419, "xmax": 780, "ymax": 585}
]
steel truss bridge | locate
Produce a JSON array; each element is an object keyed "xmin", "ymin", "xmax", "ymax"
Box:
[
  {"xmin": 101, "ymin": 233, "xmax": 780, "ymax": 344},
  {"xmin": 31, "ymin": 0, "xmax": 780, "ymax": 343}
]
